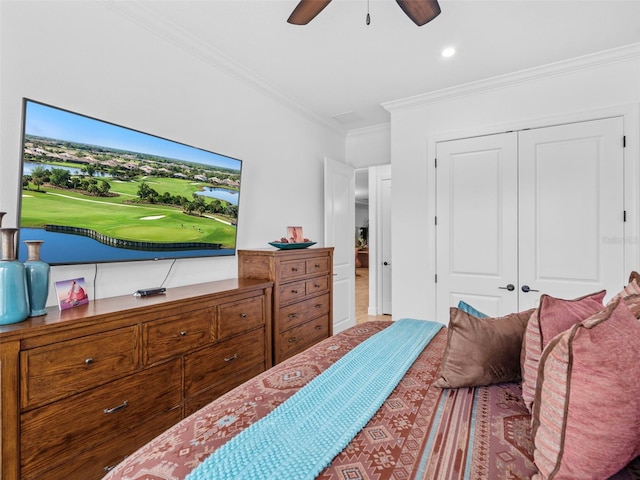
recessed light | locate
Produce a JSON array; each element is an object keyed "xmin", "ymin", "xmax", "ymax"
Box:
[{"xmin": 442, "ymin": 47, "xmax": 456, "ymax": 58}]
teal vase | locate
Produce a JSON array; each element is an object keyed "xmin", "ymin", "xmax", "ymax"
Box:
[
  {"xmin": 0, "ymin": 228, "xmax": 30, "ymax": 325},
  {"xmin": 24, "ymin": 240, "xmax": 50, "ymax": 317}
]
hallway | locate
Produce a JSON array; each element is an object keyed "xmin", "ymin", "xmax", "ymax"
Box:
[{"xmin": 356, "ymin": 267, "xmax": 390, "ymax": 324}]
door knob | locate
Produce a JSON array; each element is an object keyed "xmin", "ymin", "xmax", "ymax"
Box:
[
  {"xmin": 383, "ymin": 261, "xmax": 390, "ymax": 266},
  {"xmin": 521, "ymin": 285, "xmax": 539, "ymax": 293},
  {"xmin": 498, "ymin": 284, "xmax": 515, "ymax": 291}
]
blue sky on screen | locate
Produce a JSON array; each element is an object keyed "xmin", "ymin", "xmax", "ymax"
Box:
[{"xmin": 24, "ymin": 100, "xmax": 241, "ymax": 172}]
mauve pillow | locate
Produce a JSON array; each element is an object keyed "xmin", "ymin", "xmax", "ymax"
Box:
[
  {"xmin": 520, "ymin": 290, "xmax": 605, "ymax": 413},
  {"xmin": 625, "ymin": 294, "xmax": 640, "ymax": 318},
  {"xmin": 531, "ymin": 298, "xmax": 640, "ymax": 480},
  {"xmin": 610, "ymin": 277, "xmax": 640, "ymax": 301},
  {"xmin": 434, "ymin": 307, "xmax": 534, "ymax": 388}
]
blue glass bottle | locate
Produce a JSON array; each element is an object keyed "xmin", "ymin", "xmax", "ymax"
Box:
[
  {"xmin": 0, "ymin": 228, "xmax": 30, "ymax": 325},
  {"xmin": 23, "ymin": 240, "xmax": 50, "ymax": 317}
]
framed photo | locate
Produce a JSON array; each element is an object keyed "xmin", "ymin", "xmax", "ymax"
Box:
[
  {"xmin": 287, "ymin": 226, "xmax": 304, "ymax": 243},
  {"xmin": 55, "ymin": 277, "xmax": 89, "ymax": 311}
]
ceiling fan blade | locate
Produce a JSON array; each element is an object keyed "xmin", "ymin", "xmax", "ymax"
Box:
[
  {"xmin": 287, "ymin": 0, "xmax": 332, "ymax": 25},
  {"xmin": 395, "ymin": 0, "xmax": 441, "ymax": 26}
]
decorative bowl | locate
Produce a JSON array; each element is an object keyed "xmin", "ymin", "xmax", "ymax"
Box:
[{"xmin": 268, "ymin": 241, "xmax": 317, "ymax": 250}]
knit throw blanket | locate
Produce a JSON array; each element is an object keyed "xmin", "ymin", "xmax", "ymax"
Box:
[{"xmin": 186, "ymin": 318, "xmax": 443, "ymax": 480}]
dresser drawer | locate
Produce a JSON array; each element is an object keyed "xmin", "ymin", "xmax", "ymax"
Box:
[
  {"xmin": 26, "ymin": 406, "xmax": 182, "ymax": 480},
  {"xmin": 277, "ymin": 315, "xmax": 329, "ymax": 362},
  {"xmin": 279, "ymin": 259, "xmax": 307, "ymax": 281},
  {"xmin": 218, "ymin": 296, "xmax": 265, "ymax": 340},
  {"xmin": 184, "ymin": 328, "xmax": 266, "ymax": 397},
  {"xmin": 20, "ymin": 358, "xmax": 181, "ymax": 480},
  {"xmin": 143, "ymin": 308, "xmax": 213, "ymax": 365},
  {"xmin": 21, "ymin": 326, "xmax": 138, "ymax": 409},
  {"xmin": 306, "ymin": 256, "xmax": 330, "ymax": 275},
  {"xmin": 305, "ymin": 275, "xmax": 329, "ymax": 296},
  {"xmin": 279, "ymin": 280, "xmax": 307, "ymax": 304},
  {"xmin": 279, "ymin": 292, "xmax": 330, "ymax": 332},
  {"xmin": 184, "ymin": 362, "xmax": 265, "ymax": 417}
]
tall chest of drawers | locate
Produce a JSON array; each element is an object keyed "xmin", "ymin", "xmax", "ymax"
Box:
[
  {"xmin": 238, "ymin": 247, "xmax": 333, "ymax": 364},
  {"xmin": 0, "ymin": 278, "xmax": 272, "ymax": 480}
]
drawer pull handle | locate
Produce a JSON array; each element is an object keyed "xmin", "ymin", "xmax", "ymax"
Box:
[
  {"xmin": 314, "ymin": 284, "xmax": 320, "ymax": 288},
  {"xmin": 288, "ymin": 313, "xmax": 299, "ymax": 318},
  {"xmin": 104, "ymin": 400, "xmax": 128, "ymax": 414},
  {"xmin": 315, "ymin": 325, "xmax": 323, "ymax": 330},
  {"xmin": 315, "ymin": 304, "xmax": 323, "ymax": 309},
  {"xmin": 180, "ymin": 331, "xmax": 187, "ymax": 336},
  {"xmin": 241, "ymin": 312, "xmax": 248, "ymax": 318},
  {"xmin": 103, "ymin": 465, "xmax": 116, "ymax": 473},
  {"xmin": 85, "ymin": 357, "xmax": 94, "ymax": 365},
  {"xmin": 289, "ymin": 337, "xmax": 298, "ymax": 343},
  {"xmin": 315, "ymin": 264, "xmax": 321, "ymax": 268},
  {"xmin": 291, "ymin": 267, "xmax": 299, "ymax": 272},
  {"xmin": 224, "ymin": 354, "xmax": 238, "ymax": 362},
  {"xmin": 291, "ymin": 289, "xmax": 298, "ymax": 294}
]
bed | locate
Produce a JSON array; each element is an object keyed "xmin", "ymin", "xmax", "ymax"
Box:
[{"xmin": 103, "ymin": 312, "xmax": 640, "ymax": 480}]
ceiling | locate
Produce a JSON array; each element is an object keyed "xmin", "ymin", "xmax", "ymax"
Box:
[{"xmin": 108, "ymin": 0, "xmax": 640, "ymax": 132}]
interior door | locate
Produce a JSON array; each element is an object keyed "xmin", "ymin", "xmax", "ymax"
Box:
[
  {"xmin": 324, "ymin": 158, "xmax": 356, "ymax": 333},
  {"xmin": 517, "ymin": 117, "xmax": 625, "ymax": 309},
  {"xmin": 381, "ymin": 178, "xmax": 392, "ymax": 314},
  {"xmin": 436, "ymin": 133, "xmax": 519, "ymax": 321},
  {"xmin": 436, "ymin": 117, "xmax": 625, "ymax": 320}
]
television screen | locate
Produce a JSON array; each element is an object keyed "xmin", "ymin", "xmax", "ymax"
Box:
[{"xmin": 17, "ymin": 99, "xmax": 242, "ymax": 265}]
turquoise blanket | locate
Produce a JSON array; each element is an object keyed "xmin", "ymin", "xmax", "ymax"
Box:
[{"xmin": 186, "ymin": 318, "xmax": 443, "ymax": 480}]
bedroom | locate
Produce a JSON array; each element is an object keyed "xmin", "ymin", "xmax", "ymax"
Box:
[
  {"xmin": 1, "ymin": 1, "xmax": 640, "ymax": 479},
  {"xmin": 1, "ymin": 1, "xmax": 640, "ymax": 315}
]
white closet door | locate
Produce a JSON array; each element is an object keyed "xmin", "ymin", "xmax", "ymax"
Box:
[
  {"xmin": 436, "ymin": 133, "xmax": 519, "ymax": 321},
  {"xmin": 518, "ymin": 117, "xmax": 625, "ymax": 309}
]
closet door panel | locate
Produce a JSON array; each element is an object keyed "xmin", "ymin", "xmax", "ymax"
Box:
[
  {"xmin": 436, "ymin": 133, "xmax": 519, "ymax": 321},
  {"xmin": 518, "ymin": 117, "xmax": 624, "ymax": 309}
]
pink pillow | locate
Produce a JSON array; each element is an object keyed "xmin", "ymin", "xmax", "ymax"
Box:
[
  {"xmin": 520, "ymin": 290, "xmax": 605, "ymax": 413},
  {"xmin": 610, "ymin": 277, "xmax": 640, "ymax": 301},
  {"xmin": 531, "ymin": 299, "xmax": 640, "ymax": 479}
]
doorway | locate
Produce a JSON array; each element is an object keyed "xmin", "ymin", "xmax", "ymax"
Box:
[
  {"xmin": 355, "ymin": 169, "xmax": 370, "ymax": 323},
  {"xmin": 355, "ymin": 166, "xmax": 392, "ymax": 323}
]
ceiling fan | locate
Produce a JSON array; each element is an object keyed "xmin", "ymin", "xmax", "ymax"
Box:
[{"xmin": 287, "ymin": 0, "xmax": 441, "ymax": 26}]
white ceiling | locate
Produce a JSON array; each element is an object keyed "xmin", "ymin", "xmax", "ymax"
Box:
[{"xmin": 108, "ymin": 0, "xmax": 640, "ymax": 132}]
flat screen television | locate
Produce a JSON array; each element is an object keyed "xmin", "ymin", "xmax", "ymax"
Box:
[{"xmin": 17, "ymin": 99, "xmax": 242, "ymax": 265}]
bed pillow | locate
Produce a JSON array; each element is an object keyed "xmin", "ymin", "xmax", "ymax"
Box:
[
  {"xmin": 609, "ymin": 276, "xmax": 640, "ymax": 302},
  {"xmin": 520, "ymin": 290, "xmax": 605, "ymax": 413},
  {"xmin": 456, "ymin": 300, "xmax": 488, "ymax": 318},
  {"xmin": 629, "ymin": 270, "xmax": 640, "ymax": 284},
  {"xmin": 624, "ymin": 294, "xmax": 640, "ymax": 317},
  {"xmin": 434, "ymin": 307, "xmax": 534, "ymax": 388},
  {"xmin": 531, "ymin": 298, "xmax": 640, "ymax": 480}
]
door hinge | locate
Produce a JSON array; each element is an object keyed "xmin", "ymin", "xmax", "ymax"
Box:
[
  {"xmin": 624, "ymin": 210, "xmax": 627, "ymax": 222},
  {"xmin": 623, "ymin": 136, "xmax": 626, "ymax": 148},
  {"xmin": 434, "ymin": 158, "xmax": 437, "ymax": 168},
  {"xmin": 435, "ymin": 274, "xmax": 438, "ymax": 283},
  {"xmin": 434, "ymin": 216, "xmax": 437, "ymax": 225}
]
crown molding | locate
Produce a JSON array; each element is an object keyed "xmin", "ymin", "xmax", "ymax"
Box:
[
  {"xmin": 98, "ymin": 0, "xmax": 346, "ymax": 136},
  {"xmin": 347, "ymin": 122, "xmax": 390, "ymax": 139},
  {"xmin": 383, "ymin": 42, "xmax": 640, "ymax": 113}
]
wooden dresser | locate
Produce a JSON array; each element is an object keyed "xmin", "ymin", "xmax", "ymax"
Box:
[
  {"xmin": 238, "ymin": 247, "xmax": 333, "ymax": 364},
  {"xmin": 0, "ymin": 278, "xmax": 272, "ymax": 480}
]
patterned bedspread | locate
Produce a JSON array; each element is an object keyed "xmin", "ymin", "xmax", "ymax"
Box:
[{"xmin": 102, "ymin": 321, "xmax": 640, "ymax": 480}]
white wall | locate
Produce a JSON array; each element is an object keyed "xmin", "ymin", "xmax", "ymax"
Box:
[
  {"xmin": 0, "ymin": 1, "xmax": 345, "ymax": 306},
  {"xmin": 346, "ymin": 124, "xmax": 391, "ymax": 169},
  {"xmin": 386, "ymin": 44, "xmax": 640, "ymax": 323}
]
